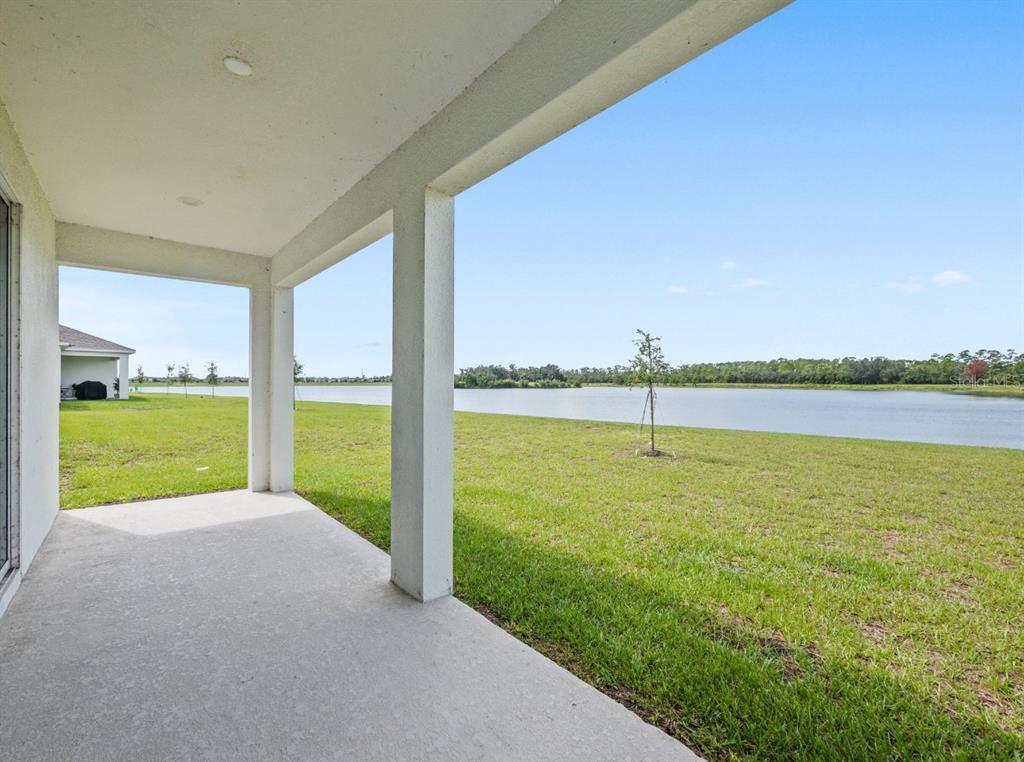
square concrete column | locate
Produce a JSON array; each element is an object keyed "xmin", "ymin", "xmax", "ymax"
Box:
[
  {"xmin": 249, "ymin": 284, "xmax": 294, "ymax": 493},
  {"xmin": 391, "ymin": 187, "xmax": 454, "ymax": 602},
  {"xmin": 117, "ymin": 355, "xmax": 130, "ymax": 399}
]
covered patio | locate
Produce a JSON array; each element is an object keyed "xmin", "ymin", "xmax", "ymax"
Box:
[
  {"xmin": 0, "ymin": 491, "xmax": 692, "ymax": 760},
  {"xmin": 0, "ymin": 0, "xmax": 786, "ymax": 757}
]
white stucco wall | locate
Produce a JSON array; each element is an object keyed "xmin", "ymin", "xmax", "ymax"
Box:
[
  {"xmin": 61, "ymin": 355, "xmax": 118, "ymax": 398},
  {"xmin": 0, "ymin": 98, "xmax": 59, "ymax": 585}
]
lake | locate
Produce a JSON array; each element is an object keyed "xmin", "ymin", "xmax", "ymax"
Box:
[{"xmin": 148, "ymin": 384, "xmax": 1024, "ymax": 449}]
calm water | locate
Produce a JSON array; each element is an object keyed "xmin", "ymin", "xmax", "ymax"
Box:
[{"xmin": 154, "ymin": 385, "xmax": 1024, "ymax": 449}]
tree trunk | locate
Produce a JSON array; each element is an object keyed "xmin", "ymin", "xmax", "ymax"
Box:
[{"xmin": 649, "ymin": 383, "xmax": 655, "ymax": 453}]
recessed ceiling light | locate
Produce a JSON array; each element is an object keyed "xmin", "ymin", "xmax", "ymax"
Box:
[
  {"xmin": 177, "ymin": 196, "xmax": 203, "ymax": 207},
  {"xmin": 223, "ymin": 56, "xmax": 253, "ymax": 77}
]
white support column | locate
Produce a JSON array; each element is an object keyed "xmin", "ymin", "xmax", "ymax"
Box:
[
  {"xmin": 269, "ymin": 287, "xmax": 294, "ymax": 492},
  {"xmin": 249, "ymin": 283, "xmax": 294, "ymax": 493},
  {"xmin": 249, "ymin": 286, "xmax": 271, "ymax": 491},
  {"xmin": 391, "ymin": 187, "xmax": 454, "ymax": 602},
  {"xmin": 118, "ymin": 356, "xmax": 130, "ymax": 399}
]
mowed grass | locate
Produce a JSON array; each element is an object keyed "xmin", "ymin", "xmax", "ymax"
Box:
[
  {"xmin": 60, "ymin": 394, "xmax": 249, "ymax": 504},
  {"xmin": 61, "ymin": 394, "xmax": 1024, "ymax": 760}
]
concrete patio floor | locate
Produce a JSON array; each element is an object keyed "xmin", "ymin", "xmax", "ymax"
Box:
[{"xmin": 0, "ymin": 490, "xmax": 696, "ymax": 761}]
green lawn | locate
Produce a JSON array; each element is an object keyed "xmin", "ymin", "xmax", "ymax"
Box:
[{"xmin": 60, "ymin": 394, "xmax": 1024, "ymax": 760}]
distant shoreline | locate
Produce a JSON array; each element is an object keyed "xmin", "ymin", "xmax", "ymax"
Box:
[
  {"xmin": 583, "ymin": 382, "xmax": 1024, "ymax": 398},
  {"xmin": 135, "ymin": 381, "xmax": 1024, "ymax": 398}
]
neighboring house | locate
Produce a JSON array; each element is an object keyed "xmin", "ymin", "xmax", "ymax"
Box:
[{"xmin": 59, "ymin": 325, "xmax": 134, "ymax": 400}]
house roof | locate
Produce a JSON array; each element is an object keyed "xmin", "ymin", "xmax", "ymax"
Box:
[{"xmin": 59, "ymin": 325, "xmax": 135, "ymax": 355}]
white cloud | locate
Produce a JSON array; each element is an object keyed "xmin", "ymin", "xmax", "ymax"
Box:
[
  {"xmin": 667, "ymin": 285, "xmax": 690, "ymax": 294},
  {"xmin": 720, "ymin": 260, "xmax": 737, "ymax": 270},
  {"xmin": 734, "ymin": 277, "xmax": 767, "ymax": 289},
  {"xmin": 886, "ymin": 270, "xmax": 973, "ymax": 293},
  {"xmin": 886, "ymin": 278, "xmax": 925, "ymax": 293},
  {"xmin": 930, "ymin": 270, "xmax": 973, "ymax": 287}
]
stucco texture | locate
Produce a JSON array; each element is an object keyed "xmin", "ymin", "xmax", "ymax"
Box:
[{"xmin": 0, "ymin": 97, "xmax": 59, "ymax": 576}]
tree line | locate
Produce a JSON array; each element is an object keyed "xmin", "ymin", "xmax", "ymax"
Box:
[
  {"xmin": 135, "ymin": 349, "xmax": 1023, "ymax": 390},
  {"xmin": 455, "ymin": 364, "xmax": 582, "ymax": 388},
  {"xmin": 459, "ymin": 350, "xmax": 1023, "ymax": 388}
]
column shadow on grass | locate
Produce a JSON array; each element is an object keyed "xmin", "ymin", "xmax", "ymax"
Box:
[{"xmin": 298, "ymin": 488, "xmax": 1022, "ymax": 762}]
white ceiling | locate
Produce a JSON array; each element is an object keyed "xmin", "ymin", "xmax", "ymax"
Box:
[{"xmin": 0, "ymin": 0, "xmax": 557, "ymax": 255}]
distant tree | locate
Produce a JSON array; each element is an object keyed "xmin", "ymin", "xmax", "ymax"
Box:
[
  {"xmin": 629, "ymin": 329, "xmax": 670, "ymax": 456},
  {"xmin": 165, "ymin": 363, "xmax": 175, "ymax": 394},
  {"xmin": 293, "ymin": 356, "xmax": 304, "ymax": 409},
  {"xmin": 1006, "ymin": 349, "xmax": 1023, "ymax": 386},
  {"xmin": 177, "ymin": 363, "xmax": 192, "ymax": 398},
  {"xmin": 965, "ymin": 359, "xmax": 988, "ymax": 385},
  {"xmin": 205, "ymin": 361, "xmax": 219, "ymax": 397},
  {"xmin": 135, "ymin": 365, "xmax": 145, "ymax": 386}
]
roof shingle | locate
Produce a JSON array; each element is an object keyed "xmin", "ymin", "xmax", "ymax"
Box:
[{"xmin": 59, "ymin": 325, "xmax": 134, "ymax": 354}]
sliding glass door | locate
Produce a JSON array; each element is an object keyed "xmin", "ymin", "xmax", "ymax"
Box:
[{"xmin": 0, "ymin": 193, "xmax": 10, "ymax": 577}]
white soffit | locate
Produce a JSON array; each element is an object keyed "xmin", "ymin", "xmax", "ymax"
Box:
[{"xmin": 0, "ymin": 0, "xmax": 558, "ymax": 255}]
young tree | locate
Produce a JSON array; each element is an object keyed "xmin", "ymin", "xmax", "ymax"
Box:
[
  {"xmin": 177, "ymin": 363, "xmax": 192, "ymax": 398},
  {"xmin": 205, "ymin": 361, "xmax": 219, "ymax": 397},
  {"xmin": 629, "ymin": 329, "xmax": 670, "ymax": 456},
  {"xmin": 165, "ymin": 363, "xmax": 175, "ymax": 394},
  {"xmin": 135, "ymin": 365, "xmax": 145, "ymax": 386}
]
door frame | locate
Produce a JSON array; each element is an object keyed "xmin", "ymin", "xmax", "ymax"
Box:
[{"xmin": 0, "ymin": 169, "xmax": 22, "ymax": 591}]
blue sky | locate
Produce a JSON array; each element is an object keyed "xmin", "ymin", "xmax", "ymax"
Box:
[{"xmin": 60, "ymin": 0, "xmax": 1024, "ymax": 378}]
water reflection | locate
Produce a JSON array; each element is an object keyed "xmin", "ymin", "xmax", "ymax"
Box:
[{"xmin": 151, "ymin": 385, "xmax": 1024, "ymax": 449}]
